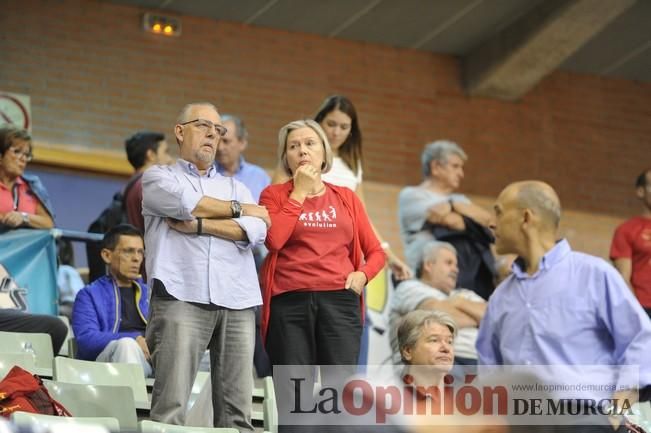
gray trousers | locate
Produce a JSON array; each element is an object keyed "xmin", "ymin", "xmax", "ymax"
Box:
[
  {"xmin": 146, "ymin": 292, "xmax": 255, "ymax": 431},
  {"xmin": 96, "ymin": 337, "xmax": 153, "ymax": 377}
]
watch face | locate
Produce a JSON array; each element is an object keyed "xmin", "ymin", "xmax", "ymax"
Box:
[
  {"xmin": 0, "ymin": 93, "xmax": 31, "ymax": 130},
  {"xmin": 231, "ymin": 200, "xmax": 242, "ymax": 217}
]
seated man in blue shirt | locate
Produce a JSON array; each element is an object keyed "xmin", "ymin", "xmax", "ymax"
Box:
[
  {"xmin": 477, "ymin": 180, "xmax": 651, "ymax": 431},
  {"xmin": 72, "ymin": 224, "xmax": 151, "ymax": 377}
]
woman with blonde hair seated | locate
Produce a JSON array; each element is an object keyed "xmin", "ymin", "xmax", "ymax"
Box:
[{"xmin": 397, "ymin": 309, "xmax": 456, "ymax": 389}]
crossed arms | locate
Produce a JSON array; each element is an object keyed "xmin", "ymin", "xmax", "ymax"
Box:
[
  {"xmin": 167, "ymin": 196, "xmax": 270, "ymax": 241},
  {"xmin": 142, "ymin": 166, "xmax": 269, "ymax": 243},
  {"xmin": 427, "ymin": 200, "xmax": 494, "ymax": 231},
  {"xmin": 418, "ymin": 294, "xmax": 487, "ymax": 328}
]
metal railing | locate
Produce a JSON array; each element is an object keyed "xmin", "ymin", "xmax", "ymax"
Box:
[{"xmin": 50, "ymin": 229, "xmax": 103, "ymax": 243}]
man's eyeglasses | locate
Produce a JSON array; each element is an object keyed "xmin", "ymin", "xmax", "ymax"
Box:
[
  {"xmin": 115, "ymin": 247, "xmax": 145, "ymax": 258},
  {"xmin": 180, "ymin": 119, "xmax": 228, "ymax": 137},
  {"xmin": 10, "ymin": 147, "xmax": 33, "ymax": 162}
]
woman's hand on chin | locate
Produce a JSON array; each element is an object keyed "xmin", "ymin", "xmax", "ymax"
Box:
[{"xmin": 291, "ymin": 164, "xmax": 321, "ymax": 202}]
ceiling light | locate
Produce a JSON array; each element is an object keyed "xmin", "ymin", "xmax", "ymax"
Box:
[{"xmin": 143, "ymin": 13, "xmax": 181, "ymax": 37}]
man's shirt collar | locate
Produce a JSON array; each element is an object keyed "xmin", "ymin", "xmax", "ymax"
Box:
[{"xmin": 511, "ymin": 239, "xmax": 571, "ymax": 279}]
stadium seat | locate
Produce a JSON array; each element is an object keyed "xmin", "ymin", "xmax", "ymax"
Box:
[
  {"xmin": 56, "ymin": 315, "xmax": 75, "ymax": 358},
  {"xmin": 0, "ymin": 352, "xmax": 37, "ymax": 378},
  {"xmin": 52, "ymin": 356, "xmax": 149, "ymax": 410},
  {"xmin": 629, "ymin": 401, "xmax": 651, "ymax": 431},
  {"xmin": 262, "ymin": 376, "xmax": 278, "ymax": 433},
  {"xmin": 11, "ymin": 411, "xmax": 119, "ymax": 433},
  {"xmin": 0, "ymin": 331, "xmax": 53, "ymax": 376},
  {"xmin": 43, "ymin": 379, "xmax": 138, "ymax": 432},
  {"xmin": 187, "ymin": 371, "xmax": 210, "ymax": 412},
  {"xmin": 185, "ymin": 372, "xmax": 264, "ymax": 428},
  {"xmin": 139, "ymin": 420, "xmax": 238, "ymax": 432}
]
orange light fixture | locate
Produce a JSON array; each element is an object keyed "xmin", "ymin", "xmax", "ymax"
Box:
[{"xmin": 143, "ymin": 13, "xmax": 181, "ymax": 37}]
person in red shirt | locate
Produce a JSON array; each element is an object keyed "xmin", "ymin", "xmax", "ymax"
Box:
[
  {"xmin": 0, "ymin": 127, "xmax": 54, "ymax": 230},
  {"xmin": 0, "ymin": 127, "xmax": 65, "ymax": 355},
  {"xmin": 610, "ymin": 169, "xmax": 651, "ymax": 319},
  {"xmin": 260, "ymin": 119, "xmax": 385, "ymax": 427},
  {"xmin": 124, "ymin": 131, "xmax": 173, "ymax": 232}
]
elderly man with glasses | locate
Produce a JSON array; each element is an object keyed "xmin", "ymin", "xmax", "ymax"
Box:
[{"xmin": 142, "ymin": 102, "xmax": 270, "ymax": 430}]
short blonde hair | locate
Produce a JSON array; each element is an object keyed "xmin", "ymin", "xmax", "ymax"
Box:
[
  {"xmin": 398, "ymin": 310, "xmax": 457, "ymax": 364},
  {"xmin": 277, "ymin": 119, "xmax": 333, "ymax": 177}
]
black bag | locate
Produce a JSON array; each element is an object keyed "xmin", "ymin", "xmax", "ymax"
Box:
[
  {"xmin": 85, "ymin": 174, "xmax": 142, "ymax": 282},
  {"xmin": 425, "ymin": 215, "xmax": 497, "ymax": 300}
]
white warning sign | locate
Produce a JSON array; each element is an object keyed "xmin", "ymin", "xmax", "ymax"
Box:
[{"xmin": 0, "ymin": 91, "xmax": 31, "ymax": 132}]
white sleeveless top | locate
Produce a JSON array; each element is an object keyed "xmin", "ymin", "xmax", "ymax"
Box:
[{"xmin": 322, "ymin": 156, "xmax": 363, "ymax": 191}]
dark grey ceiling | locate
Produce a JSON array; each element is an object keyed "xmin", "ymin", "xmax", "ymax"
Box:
[
  {"xmin": 108, "ymin": 0, "xmax": 651, "ymax": 83},
  {"xmin": 559, "ymin": 0, "xmax": 651, "ymax": 82}
]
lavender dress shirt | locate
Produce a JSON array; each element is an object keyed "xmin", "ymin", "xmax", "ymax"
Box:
[
  {"xmin": 142, "ymin": 160, "xmax": 266, "ymax": 309},
  {"xmin": 477, "ymin": 239, "xmax": 651, "ymax": 392}
]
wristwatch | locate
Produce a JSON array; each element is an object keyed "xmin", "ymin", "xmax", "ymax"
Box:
[
  {"xmin": 20, "ymin": 212, "xmax": 29, "ymax": 225},
  {"xmin": 230, "ymin": 200, "xmax": 242, "ymax": 218}
]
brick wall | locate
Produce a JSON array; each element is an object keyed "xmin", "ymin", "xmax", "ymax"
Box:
[{"xmin": 2, "ymin": 0, "xmax": 649, "ymax": 259}]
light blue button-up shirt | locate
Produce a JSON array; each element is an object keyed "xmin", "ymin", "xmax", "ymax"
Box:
[
  {"xmin": 477, "ymin": 239, "xmax": 651, "ymax": 388},
  {"xmin": 141, "ymin": 160, "xmax": 265, "ymax": 309},
  {"xmin": 216, "ymin": 157, "xmax": 270, "ymax": 203}
]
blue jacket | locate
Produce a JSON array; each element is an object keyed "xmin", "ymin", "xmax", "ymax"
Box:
[
  {"xmin": 72, "ymin": 275, "xmax": 149, "ymax": 361},
  {"xmin": 22, "ymin": 173, "xmax": 55, "ymax": 221}
]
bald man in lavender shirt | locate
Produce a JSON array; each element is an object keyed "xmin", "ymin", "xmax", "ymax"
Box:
[{"xmin": 477, "ymin": 181, "xmax": 651, "ymax": 432}]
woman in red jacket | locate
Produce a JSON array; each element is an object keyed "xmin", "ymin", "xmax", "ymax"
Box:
[{"xmin": 259, "ymin": 119, "xmax": 385, "ymax": 402}]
